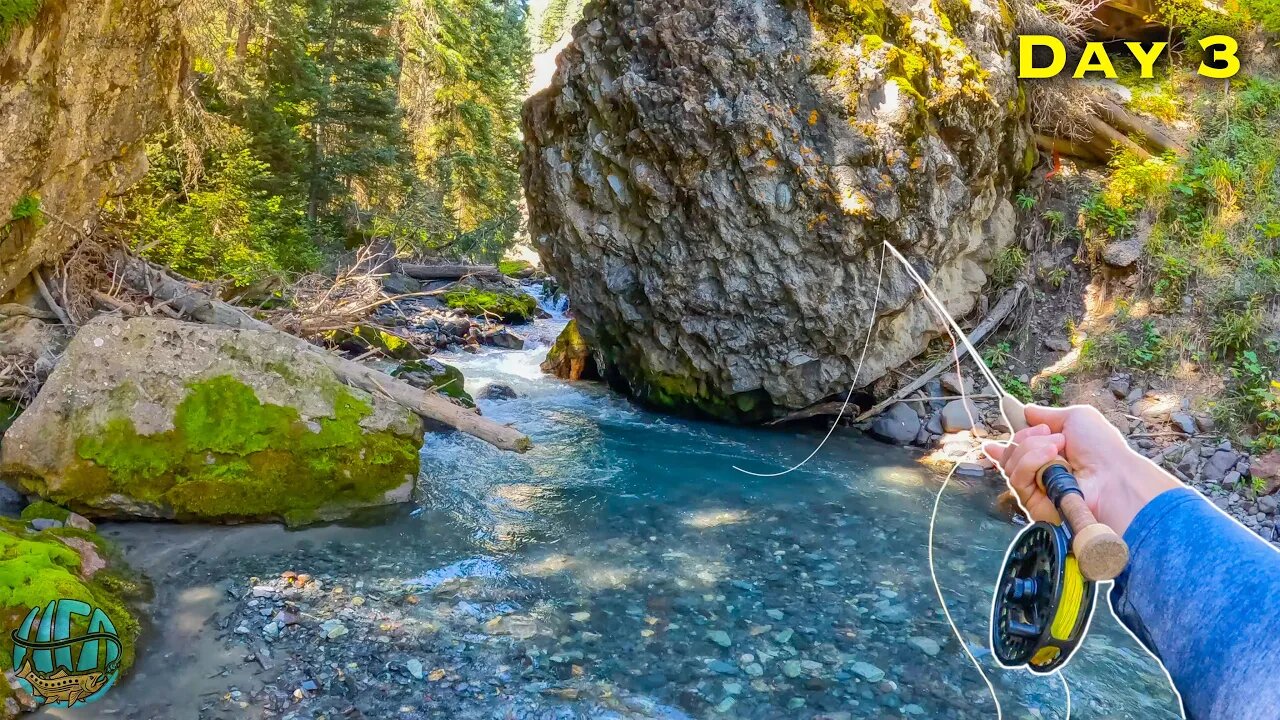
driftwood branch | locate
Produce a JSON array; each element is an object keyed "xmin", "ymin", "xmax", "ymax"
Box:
[
  {"xmin": 854, "ymin": 283, "xmax": 1026, "ymax": 423},
  {"xmin": 33, "ymin": 269, "xmax": 72, "ymax": 326},
  {"xmin": 109, "ymin": 251, "xmax": 531, "ymax": 453},
  {"xmin": 402, "ymin": 263, "xmax": 503, "ymax": 281},
  {"xmin": 0, "ymin": 303, "xmax": 58, "ymax": 321}
]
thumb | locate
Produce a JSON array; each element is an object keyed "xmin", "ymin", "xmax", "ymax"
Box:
[{"xmin": 1024, "ymin": 404, "xmax": 1071, "ymax": 432}]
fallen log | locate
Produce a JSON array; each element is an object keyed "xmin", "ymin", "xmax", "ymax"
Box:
[
  {"xmin": 853, "ymin": 282, "xmax": 1026, "ymax": 423},
  {"xmin": 1085, "ymin": 115, "xmax": 1151, "ymax": 160},
  {"xmin": 1034, "ymin": 134, "xmax": 1104, "ymax": 163},
  {"xmin": 767, "ymin": 401, "xmax": 859, "ymax": 426},
  {"xmin": 109, "ymin": 251, "xmax": 531, "ymax": 452},
  {"xmin": 402, "ymin": 263, "xmax": 503, "ymax": 281},
  {"xmin": 1095, "ymin": 99, "xmax": 1187, "ymax": 156}
]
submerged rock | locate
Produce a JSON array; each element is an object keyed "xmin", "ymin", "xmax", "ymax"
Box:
[
  {"xmin": 523, "ymin": 0, "xmax": 1025, "ymax": 421},
  {"xmin": 0, "ymin": 317, "xmax": 424, "ymax": 526},
  {"xmin": 479, "ymin": 383, "xmax": 520, "ymax": 401}
]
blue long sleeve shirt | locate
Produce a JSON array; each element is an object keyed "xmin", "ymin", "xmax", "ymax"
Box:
[{"xmin": 1110, "ymin": 488, "xmax": 1280, "ymax": 720}]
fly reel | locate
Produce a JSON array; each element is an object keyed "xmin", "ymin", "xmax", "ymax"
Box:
[
  {"xmin": 991, "ymin": 521, "xmax": 1097, "ymax": 673},
  {"xmin": 989, "ymin": 396, "xmax": 1131, "ymax": 675}
]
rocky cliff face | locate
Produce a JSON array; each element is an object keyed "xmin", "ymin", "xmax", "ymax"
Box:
[
  {"xmin": 0, "ymin": 0, "xmax": 184, "ymax": 298},
  {"xmin": 523, "ymin": 0, "xmax": 1027, "ymax": 420}
]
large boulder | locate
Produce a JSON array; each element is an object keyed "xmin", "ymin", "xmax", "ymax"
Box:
[
  {"xmin": 0, "ymin": 317, "xmax": 424, "ymax": 526},
  {"xmin": 0, "ymin": 0, "xmax": 184, "ymax": 298},
  {"xmin": 523, "ymin": 0, "xmax": 1025, "ymax": 421}
]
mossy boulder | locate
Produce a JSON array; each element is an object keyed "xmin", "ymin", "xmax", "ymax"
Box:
[
  {"xmin": 392, "ymin": 359, "xmax": 474, "ymax": 408},
  {"xmin": 523, "ymin": 0, "xmax": 1024, "ymax": 419},
  {"xmin": 331, "ymin": 325, "xmax": 425, "ymax": 360},
  {"xmin": 443, "ymin": 287, "xmax": 538, "ymax": 324},
  {"xmin": 0, "ymin": 317, "xmax": 424, "ymax": 527},
  {"xmin": 0, "ymin": 519, "xmax": 142, "ymax": 715},
  {"xmin": 540, "ymin": 320, "xmax": 600, "ymax": 381},
  {"xmin": 18, "ymin": 501, "xmax": 70, "ymax": 524},
  {"xmin": 498, "ymin": 259, "xmax": 537, "ymax": 278}
]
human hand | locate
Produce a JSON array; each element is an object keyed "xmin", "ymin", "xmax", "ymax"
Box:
[{"xmin": 982, "ymin": 404, "xmax": 1175, "ymax": 535}]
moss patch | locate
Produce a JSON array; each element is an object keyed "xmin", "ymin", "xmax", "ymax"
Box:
[
  {"xmin": 540, "ymin": 319, "xmax": 600, "ymax": 381},
  {"xmin": 392, "ymin": 360, "xmax": 475, "ymax": 407},
  {"xmin": 34, "ymin": 376, "xmax": 419, "ymax": 526},
  {"xmin": 498, "ymin": 259, "xmax": 535, "ymax": 277},
  {"xmin": 333, "ymin": 325, "xmax": 425, "ymax": 360},
  {"xmin": 444, "ymin": 287, "xmax": 538, "ymax": 323},
  {"xmin": 20, "ymin": 501, "xmax": 70, "ymax": 523},
  {"xmin": 0, "ymin": 521, "xmax": 140, "ymax": 683},
  {"xmin": 0, "ymin": 1, "xmax": 42, "ymax": 45}
]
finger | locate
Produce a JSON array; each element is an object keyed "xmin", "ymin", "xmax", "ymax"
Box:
[
  {"xmin": 998, "ymin": 430, "xmax": 1059, "ymax": 481},
  {"xmin": 1009, "ymin": 423, "xmax": 1052, "ymax": 447},
  {"xmin": 1007, "ymin": 435, "xmax": 1067, "ymax": 501},
  {"xmin": 1001, "ymin": 425, "xmax": 1053, "ymax": 473},
  {"xmin": 1025, "ymin": 404, "xmax": 1072, "ymax": 433},
  {"xmin": 981, "ymin": 441, "xmax": 1006, "ymax": 463},
  {"xmin": 1004, "ymin": 434, "xmax": 1067, "ymax": 488}
]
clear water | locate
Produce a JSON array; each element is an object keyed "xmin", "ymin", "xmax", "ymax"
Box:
[{"xmin": 47, "ymin": 294, "xmax": 1183, "ymax": 719}]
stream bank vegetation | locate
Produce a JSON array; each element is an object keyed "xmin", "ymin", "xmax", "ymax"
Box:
[{"xmin": 975, "ymin": 2, "xmax": 1280, "ymax": 454}]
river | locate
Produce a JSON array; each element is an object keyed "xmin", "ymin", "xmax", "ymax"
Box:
[{"xmin": 44, "ymin": 290, "xmax": 1183, "ymax": 720}]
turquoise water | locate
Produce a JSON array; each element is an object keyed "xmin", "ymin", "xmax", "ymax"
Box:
[
  {"xmin": 54, "ymin": 303, "xmax": 1184, "ymax": 719},
  {"xmin": 409, "ymin": 307, "xmax": 1183, "ymax": 719}
]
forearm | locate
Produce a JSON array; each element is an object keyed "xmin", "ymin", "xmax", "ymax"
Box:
[
  {"xmin": 1109, "ymin": 488, "xmax": 1280, "ymax": 719},
  {"xmin": 1088, "ymin": 450, "xmax": 1182, "ymax": 537}
]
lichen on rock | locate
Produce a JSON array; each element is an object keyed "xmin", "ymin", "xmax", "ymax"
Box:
[
  {"xmin": 522, "ymin": 0, "xmax": 1026, "ymax": 421},
  {"xmin": 0, "ymin": 317, "xmax": 424, "ymax": 527}
]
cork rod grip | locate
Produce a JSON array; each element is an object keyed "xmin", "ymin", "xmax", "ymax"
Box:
[{"xmin": 1036, "ymin": 458, "xmax": 1130, "ymax": 581}]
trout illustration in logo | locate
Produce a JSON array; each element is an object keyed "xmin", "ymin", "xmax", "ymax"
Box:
[{"xmin": 8, "ymin": 599, "xmax": 122, "ymax": 708}]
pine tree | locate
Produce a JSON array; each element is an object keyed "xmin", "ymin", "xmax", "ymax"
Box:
[
  {"xmin": 304, "ymin": 0, "xmax": 405, "ymax": 236},
  {"xmin": 400, "ymin": 0, "xmax": 531, "ymax": 258}
]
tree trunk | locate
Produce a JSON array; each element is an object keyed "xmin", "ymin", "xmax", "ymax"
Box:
[
  {"xmin": 109, "ymin": 251, "xmax": 531, "ymax": 453},
  {"xmin": 1095, "ymin": 99, "xmax": 1187, "ymax": 156},
  {"xmin": 401, "ymin": 263, "xmax": 504, "ymax": 281},
  {"xmin": 1085, "ymin": 115, "xmax": 1152, "ymax": 160}
]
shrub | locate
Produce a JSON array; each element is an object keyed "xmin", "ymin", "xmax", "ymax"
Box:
[{"xmin": 992, "ymin": 246, "xmax": 1027, "ymax": 287}]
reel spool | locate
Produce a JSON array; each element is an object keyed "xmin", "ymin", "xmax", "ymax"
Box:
[{"xmin": 991, "ymin": 521, "xmax": 1097, "ymax": 673}]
